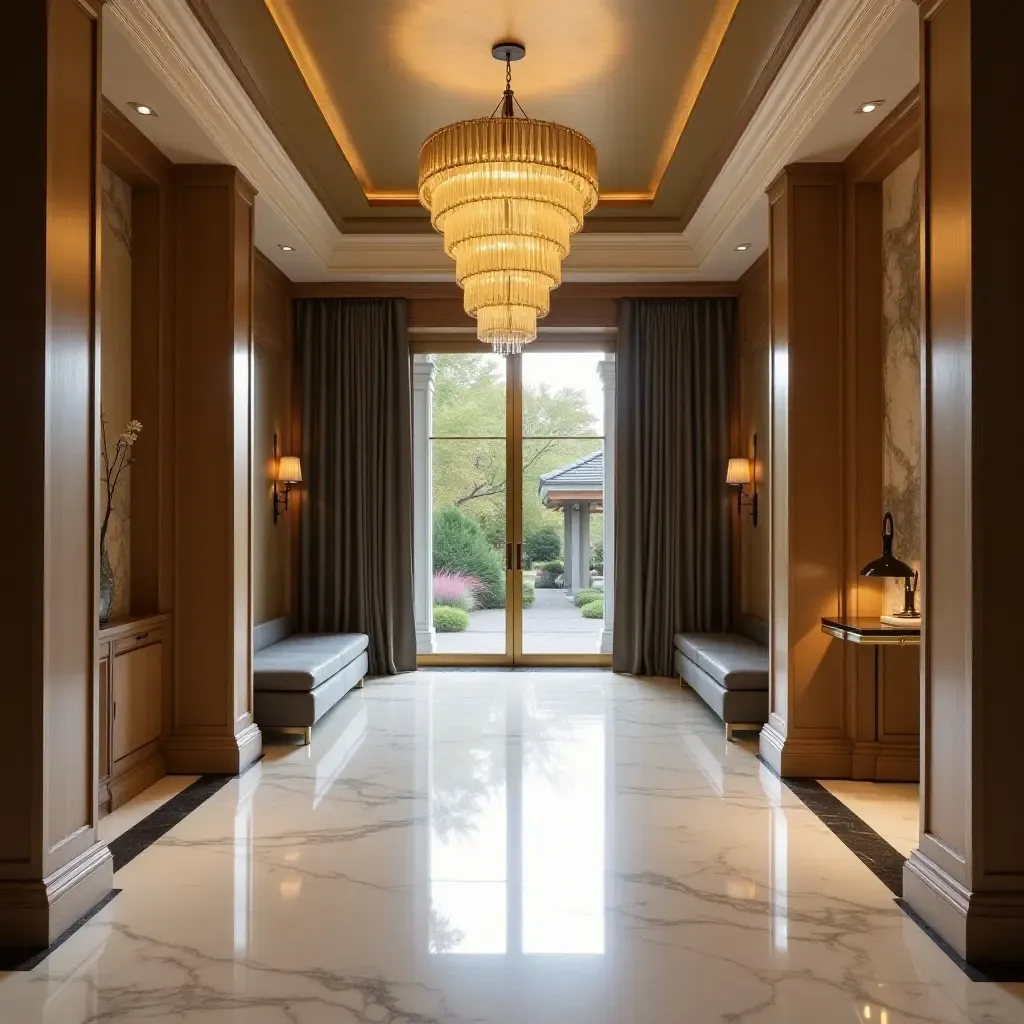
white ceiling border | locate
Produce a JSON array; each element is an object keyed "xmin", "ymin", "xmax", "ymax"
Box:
[
  {"xmin": 108, "ymin": 0, "xmax": 905, "ymax": 282},
  {"xmin": 107, "ymin": 0, "xmax": 341, "ymax": 264}
]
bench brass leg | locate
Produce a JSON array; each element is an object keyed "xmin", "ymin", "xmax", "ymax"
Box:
[
  {"xmin": 726, "ymin": 723, "xmax": 736, "ymax": 742},
  {"xmin": 726, "ymin": 723, "xmax": 762, "ymax": 742},
  {"xmin": 356, "ymin": 678, "xmax": 365, "ymax": 689},
  {"xmin": 303, "ymin": 727, "xmax": 312, "ymax": 745}
]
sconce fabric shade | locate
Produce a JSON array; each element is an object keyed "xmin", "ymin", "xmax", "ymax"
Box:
[
  {"xmin": 276, "ymin": 456, "xmax": 302, "ymax": 484},
  {"xmin": 726, "ymin": 458, "xmax": 752, "ymax": 486},
  {"xmin": 860, "ymin": 511, "xmax": 914, "ymax": 578}
]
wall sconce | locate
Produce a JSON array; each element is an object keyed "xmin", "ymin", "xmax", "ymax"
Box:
[
  {"xmin": 273, "ymin": 434, "xmax": 302, "ymax": 525},
  {"xmin": 726, "ymin": 433, "xmax": 758, "ymax": 526}
]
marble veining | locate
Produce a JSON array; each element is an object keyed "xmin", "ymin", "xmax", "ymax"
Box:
[
  {"xmin": 882, "ymin": 152, "xmax": 922, "ymax": 613},
  {"xmin": 2, "ymin": 671, "xmax": 1023, "ymax": 1023}
]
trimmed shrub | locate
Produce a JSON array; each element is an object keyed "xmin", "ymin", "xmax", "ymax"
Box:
[
  {"xmin": 581, "ymin": 598, "xmax": 604, "ymax": 619},
  {"xmin": 433, "ymin": 570, "xmax": 480, "ymax": 611},
  {"xmin": 573, "ymin": 588, "xmax": 602, "ymax": 608},
  {"xmin": 433, "ymin": 507, "xmax": 506, "ymax": 609},
  {"xmin": 524, "ymin": 526, "xmax": 561, "ymax": 566},
  {"xmin": 433, "ymin": 605, "xmax": 470, "ymax": 633},
  {"xmin": 522, "ymin": 581, "xmax": 536, "ymax": 608},
  {"xmin": 534, "ymin": 559, "xmax": 565, "ymax": 589}
]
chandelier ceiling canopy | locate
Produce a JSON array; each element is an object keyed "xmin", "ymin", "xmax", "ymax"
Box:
[{"xmin": 418, "ymin": 42, "xmax": 599, "ymax": 356}]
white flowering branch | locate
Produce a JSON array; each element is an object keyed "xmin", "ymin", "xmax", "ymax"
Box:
[{"xmin": 100, "ymin": 413, "xmax": 142, "ymax": 555}]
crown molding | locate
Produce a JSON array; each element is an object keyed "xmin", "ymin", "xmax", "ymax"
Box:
[
  {"xmin": 110, "ymin": 0, "xmax": 908, "ymax": 283},
  {"xmin": 107, "ymin": 0, "xmax": 342, "ymax": 263},
  {"xmin": 685, "ymin": 0, "xmax": 907, "ymax": 261},
  {"xmin": 316, "ymin": 233, "xmax": 701, "ymax": 283}
]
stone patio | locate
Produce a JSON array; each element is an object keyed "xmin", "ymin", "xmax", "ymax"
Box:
[{"xmin": 434, "ymin": 587, "xmax": 603, "ymax": 655}]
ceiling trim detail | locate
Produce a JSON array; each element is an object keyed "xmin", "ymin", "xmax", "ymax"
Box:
[
  {"xmin": 107, "ymin": 0, "xmax": 344, "ymax": 264},
  {"xmin": 683, "ymin": 0, "xmax": 906, "ymax": 260},
  {"xmin": 110, "ymin": 0, "xmax": 908, "ymax": 282}
]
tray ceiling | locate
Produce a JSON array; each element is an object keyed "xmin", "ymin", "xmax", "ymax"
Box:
[{"xmin": 188, "ymin": 0, "xmax": 811, "ymax": 233}]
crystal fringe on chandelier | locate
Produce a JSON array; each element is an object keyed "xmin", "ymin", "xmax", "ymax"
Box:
[{"xmin": 417, "ymin": 43, "xmax": 599, "ymax": 356}]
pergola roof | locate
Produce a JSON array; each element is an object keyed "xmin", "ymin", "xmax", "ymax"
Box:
[{"xmin": 538, "ymin": 449, "xmax": 604, "ymax": 509}]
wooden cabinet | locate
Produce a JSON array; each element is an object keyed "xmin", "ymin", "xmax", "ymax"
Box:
[{"xmin": 98, "ymin": 614, "xmax": 170, "ymax": 814}]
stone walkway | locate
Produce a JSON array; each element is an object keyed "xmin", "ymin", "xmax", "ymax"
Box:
[{"xmin": 435, "ymin": 587, "xmax": 603, "ymax": 655}]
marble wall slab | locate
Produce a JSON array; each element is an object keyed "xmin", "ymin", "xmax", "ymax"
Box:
[
  {"xmin": 101, "ymin": 166, "xmax": 133, "ymax": 617},
  {"xmin": 881, "ymin": 152, "xmax": 921, "ymax": 613}
]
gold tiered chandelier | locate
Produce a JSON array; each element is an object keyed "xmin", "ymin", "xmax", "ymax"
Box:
[{"xmin": 418, "ymin": 42, "xmax": 599, "ymax": 355}]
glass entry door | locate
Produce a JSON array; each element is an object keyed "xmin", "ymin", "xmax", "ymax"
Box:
[{"xmin": 419, "ymin": 344, "xmax": 611, "ymax": 666}]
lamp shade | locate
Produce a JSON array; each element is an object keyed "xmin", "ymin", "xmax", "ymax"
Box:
[
  {"xmin": 726, "ymin": 458, "xmax": 752, "ymax": 486},
  {"xmin": 276, "ymin": 456, "xmax": 302, "ymax": 484},
  {"xmin": 860, "ymin": 511, "xmax": 914, "ymax": 578}
]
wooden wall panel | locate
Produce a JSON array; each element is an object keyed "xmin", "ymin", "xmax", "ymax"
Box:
[
  {"xmin": 736, "ymin": 254, "xmax": 770, "ymax": 624},
  {"xmin": 253, "ymin": 251, "xmax": 293, "ymax": 625},
  {"xmin": 904, "ymin": 0, "xmax": 1024, "ymax": 964},
  {"xmin": 0, "ymin": 0, "xmax": 113, "ymax": 948},
  {"xmin": 167, "ymin": 166, "xmax": 260, "ymax": 774},
  {"xmin": 762, "ymin": 165, "xmax": 849, "ymax": 777}
]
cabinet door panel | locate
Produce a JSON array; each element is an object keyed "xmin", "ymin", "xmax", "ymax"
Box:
[{"xmin": 112, "ymin": 642, "xmax": 163, "ymax": 762}]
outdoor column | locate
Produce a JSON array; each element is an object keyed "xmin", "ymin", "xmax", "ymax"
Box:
[
  {"xmin": 902, "ymin": 0, "xmax": 1024, "ymax": 965},
  {"xmin": 598, "ymin": 359, "xmax": 616, "ymax": 653},
  {"xmin": 572, "ymin": 502, "xmax": 591, "ymax": 592},
  {"xmin": 563, "ymin": 508, "xmax": 574, "ymax": 592},
  {"xmin": 412, "ymin": 357, "xmax": 436, "ymax": 654},
  {"xmin": 0, "ymin": 0, "xmax": 113, "ymax": 948}
]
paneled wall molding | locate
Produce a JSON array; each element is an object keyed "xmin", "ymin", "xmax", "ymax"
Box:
[
  {"xmin": 903, "ymin": 0, "xmax": 1024, "ymax": 965},
  {"xmin": 1, "ymin": 0, "xmax": 113, "ymax": 948},
  {"xmin": 167, "ymin": 164, "xmax": 261, "ymax": 775},
  {"xmin": 760, "ymin": 162, "xmax": 849, "ymax": 779}
]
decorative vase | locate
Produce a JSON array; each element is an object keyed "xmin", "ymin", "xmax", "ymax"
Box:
[{"xmin": 99, "ymin": 546, "xmax": 115, "ymax": 624}]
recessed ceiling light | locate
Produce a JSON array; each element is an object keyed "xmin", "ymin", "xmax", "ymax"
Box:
[
  {"xmin": 128, "ymin": 102, "xmax": 157, "ymax": 117},
  {"xmin": 279, "ymin": 245, "xmax": 295, "ymax": 252},
  {"xmin": 857, "ymin": 100, "xmax": 885, "ymax": 114},
  {"xmin": 735, "ymin": 243, "xmax": 751, "ymax": 252}
]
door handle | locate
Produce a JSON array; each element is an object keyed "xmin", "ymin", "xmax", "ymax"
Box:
[
  {"xmin": 516, "ymin": 543, "xmax": 523, "ymax": 571},
  {"xmin": 506, "ymin": 543, "xmax": 512, "ymax": 571}
]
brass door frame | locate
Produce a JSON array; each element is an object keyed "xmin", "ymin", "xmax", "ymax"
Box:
[{"xmin": 416, "ymin": 340, "xmax": 613, "ymax": 668}]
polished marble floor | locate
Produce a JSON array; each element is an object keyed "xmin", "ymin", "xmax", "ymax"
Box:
[
  {"xmin": 3, "ymin": 671, "xmax": 1023, "ymax": 1023},
  {"xmin": 822, "ymin": 780, "xmax": 920, "ymax": 858}
]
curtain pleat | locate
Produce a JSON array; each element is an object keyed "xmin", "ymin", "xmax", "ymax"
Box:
[
  {"xmin": 613, "ymin": 298, "xmax": 736, "ymax": 676},
  {"xmin": 296, "ymin": 298, "xmax": 416, "ymax": 674}
]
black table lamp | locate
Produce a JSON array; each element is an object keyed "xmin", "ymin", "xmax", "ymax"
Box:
[{"xmin": 860, "ymin": 512, "xmax": 918, "ymax": 618}]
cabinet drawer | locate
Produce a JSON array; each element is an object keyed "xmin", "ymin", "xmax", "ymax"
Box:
[
  {"xmin": 114, "ymin": 627, "xmax": 163, "ymax": 655},
  {"xmin": 112, "ymin": 641, "xmax": 163, "ymax": 763}
]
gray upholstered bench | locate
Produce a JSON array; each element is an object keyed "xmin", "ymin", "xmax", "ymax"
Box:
[
  {"xmin": 674, "ymin": 620, "xmax": 769, "ymax": 740},
  {"xmin": 253, "ymin": 617, "xmax": 369, "ymax": 744}
]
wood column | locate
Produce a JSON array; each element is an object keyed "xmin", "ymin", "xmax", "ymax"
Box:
[
  {"xmin": 165, "ymin": 166, "xmax": 261, "ymax": 775},
  {"xmin": 0, "ymin": 0, "xmax": 113, "ymax": 947},
  {"xmin": 759, "ymin": 164, "xmax": 850, "ymax": 778},
  {"xmin": 903, "ymin": 0, "xmax": 1024, "ymax": 965}
]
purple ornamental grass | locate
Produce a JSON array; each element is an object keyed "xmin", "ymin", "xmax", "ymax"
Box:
[{"xmin": 433, "ymin": 571, "xmax": 482, "ymax": 610}]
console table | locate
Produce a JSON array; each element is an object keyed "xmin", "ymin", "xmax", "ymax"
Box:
[{"xmin": 821, "ymin": 616, "xmax": 920, "ymax": 781}]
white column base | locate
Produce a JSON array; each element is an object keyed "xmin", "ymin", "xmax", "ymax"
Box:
[
  {"xmin": 599, "ymin": 628, "xmax": 614, "ymax": 655},
  {"xmin": 416, "ymin": 627, "xmax": 437, "ymax": 655}
]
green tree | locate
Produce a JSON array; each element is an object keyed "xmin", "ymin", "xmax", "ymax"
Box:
[
  {"xmin": 430, "ymin": 354, "xmax": 601, "ymax": 540},
  {"xmin": 524, "ymin": 525, "xmax": 561, "ymax": 565}
]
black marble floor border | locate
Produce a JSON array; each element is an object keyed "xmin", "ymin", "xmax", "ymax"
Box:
[
  {"xmin": 2, "ymin": 759, "xmax": 260, "ymax": 972},
  {"xmin": 894, "ymin": 898, "xmax": 1024, "ymax": 982},
  {"xmin": 775, "ymin": 773, "xmax": 907, "ymax": 897},
  {"xmin": 108, "ymin": 770, "xmax": 244, "ymax": 872},
  {"xmin": 760, "ymin": 760, "xmax": 1024, "ymax": 983},
  {"xmin": 0, "ymin": 889, "xmax": 122, "ymax": 971}
]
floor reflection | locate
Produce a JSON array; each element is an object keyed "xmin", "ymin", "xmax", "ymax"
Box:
[{"xmin": 428, "ymin": 680, "xmax": 607, "ymax": 956}]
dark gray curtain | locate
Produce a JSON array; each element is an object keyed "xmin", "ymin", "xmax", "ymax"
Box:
[
  {"xmin": 613, "ymin": 298, "xmax": 736, "ymax": 676},
  {"xmin": 296, "ymin": 298, "xmax": 416, "ymax": 674}
]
